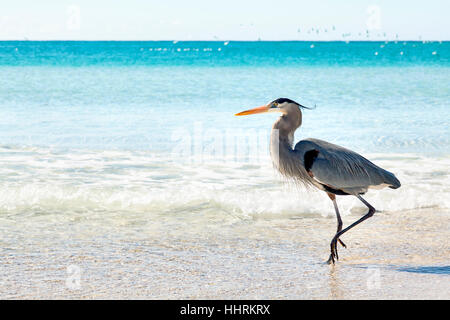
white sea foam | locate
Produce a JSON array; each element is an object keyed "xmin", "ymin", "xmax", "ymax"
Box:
[{"xmin": 0, "ymin": 147, "xmax": 448, "ymax": 219}]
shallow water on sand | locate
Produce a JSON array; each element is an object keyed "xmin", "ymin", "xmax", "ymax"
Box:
[
  {"xmin": 1, "ymin": 206, "xmax": 448, "ymax": 299},
  {"xmin": 0, "ymin": 148, "xmax": 449, "ymax": 299}
]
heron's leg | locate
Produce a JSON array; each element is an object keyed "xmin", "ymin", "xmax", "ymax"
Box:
[
  {"xmin": 332, "ymin": 199, "xmax": 347, "ymax": 248},
  {"xmin": 328, "ymin": 195, "xmax": 376, "ymax": 264},
  {"xmin": 326, "ymin": 194, "xmax": 346, "ymax": 264},
  {"xmin": 328, "ymin": 202, "xmax": 344, "ymax": 264}
]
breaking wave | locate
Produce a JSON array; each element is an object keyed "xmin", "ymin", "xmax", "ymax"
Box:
[{"xmin": 0, "ymin": 146, "xmax": 449, "ymax": 219}]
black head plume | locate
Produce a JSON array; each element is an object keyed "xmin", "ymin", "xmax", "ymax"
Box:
[{"xmin": 271, "ymin": 97, "xmax": 316, "ymax": 110}]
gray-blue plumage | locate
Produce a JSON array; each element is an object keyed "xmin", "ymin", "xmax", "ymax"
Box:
[{"xmin": 294, "ymin": 138, "xmax": 401, "ymax": 195}]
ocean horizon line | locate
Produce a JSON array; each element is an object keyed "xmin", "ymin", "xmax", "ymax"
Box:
[{"xmin": 0, "ymin": 39, "xmax": 448, "ymax": 43}]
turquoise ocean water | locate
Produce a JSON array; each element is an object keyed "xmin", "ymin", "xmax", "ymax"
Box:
[
  {"xmin": 0, "ymin": 41, "xmax": 449, "ymax": 220},
  {"xmin": 1, "ymin": 41, "xmax": 449, "ymax": 153}
]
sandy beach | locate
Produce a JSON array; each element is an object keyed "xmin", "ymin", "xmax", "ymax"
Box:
[{"xmin": 1, "ymin": 205, "xmax": 448, "ymax": 299}]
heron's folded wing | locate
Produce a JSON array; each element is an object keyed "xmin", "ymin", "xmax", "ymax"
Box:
[{"xmin": 295, "ymin": 138, "xmax": 387, "ymax": 191}]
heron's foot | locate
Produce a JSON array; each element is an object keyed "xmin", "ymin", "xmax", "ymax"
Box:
[
  {"xmin": 327, "ymin": 235, "xmax": 342, "ymax": 264},
  {"xmin": 338, "ymin": 239, "xmax": 347, "ymax": 248},
  {"xmin": 326, "ymin": 253, "xmax": 335, "ymax": 265}
]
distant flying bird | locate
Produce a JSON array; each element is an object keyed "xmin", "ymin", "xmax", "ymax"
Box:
[{"xmin": 235, "ymin": 98, "xmax": 401, "ymax": 264}]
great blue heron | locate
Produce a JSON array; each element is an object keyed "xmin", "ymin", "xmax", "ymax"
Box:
[{"xmin": 235, "ymin": 98, "xmax": 401, "ymax": 264}]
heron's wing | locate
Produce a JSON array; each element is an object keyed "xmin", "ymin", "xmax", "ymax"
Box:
[{"xmin": 295, "ymin": 138, "xmax": 400, "ymax": 194}]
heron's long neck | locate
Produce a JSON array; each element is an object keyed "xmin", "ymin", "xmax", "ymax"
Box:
[
  {"xmin": 271, "ymin": 113, "xmax": 300, "ymax": 152},
  {"xmin": 270, "ymin": 113, "xmax": 312, "ymax": 186},
  {"xmin": 270, "ymin": 117, "xmax": 298, "ymax": 167}
]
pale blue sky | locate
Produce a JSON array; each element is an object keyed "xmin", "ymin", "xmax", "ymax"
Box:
[{"xmin": 1, "ymin": 0, "xmax": 449, "ymax": 40}]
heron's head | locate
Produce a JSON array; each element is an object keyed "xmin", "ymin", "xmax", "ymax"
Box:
[{"xmin": 235, "ymin": 98, "xmax": 309, "ymax": 116}]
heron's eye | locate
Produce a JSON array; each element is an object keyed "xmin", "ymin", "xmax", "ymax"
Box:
[{"xmin": 272, "ymin": 103, "xmax": 278, "ymax": 108}]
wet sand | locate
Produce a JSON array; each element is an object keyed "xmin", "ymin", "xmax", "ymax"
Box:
[{"xmin": 1, "ymin": 207, "xmax": 448, "ymax": 299}]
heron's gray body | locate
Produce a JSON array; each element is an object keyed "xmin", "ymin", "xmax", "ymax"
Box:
[{"xmin": 269, "ymin": 102, "xmax": 400, "ymax": 196}]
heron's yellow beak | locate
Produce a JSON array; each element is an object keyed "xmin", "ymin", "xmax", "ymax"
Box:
[{"xmin": 235, "ymin": 105, "xmax": 270, "ymax": 116}]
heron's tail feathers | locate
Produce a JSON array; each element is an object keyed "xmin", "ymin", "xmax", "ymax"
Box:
[{"xmin": 385, "ymin": 171, "xmax": 401, "ymax": 189}]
